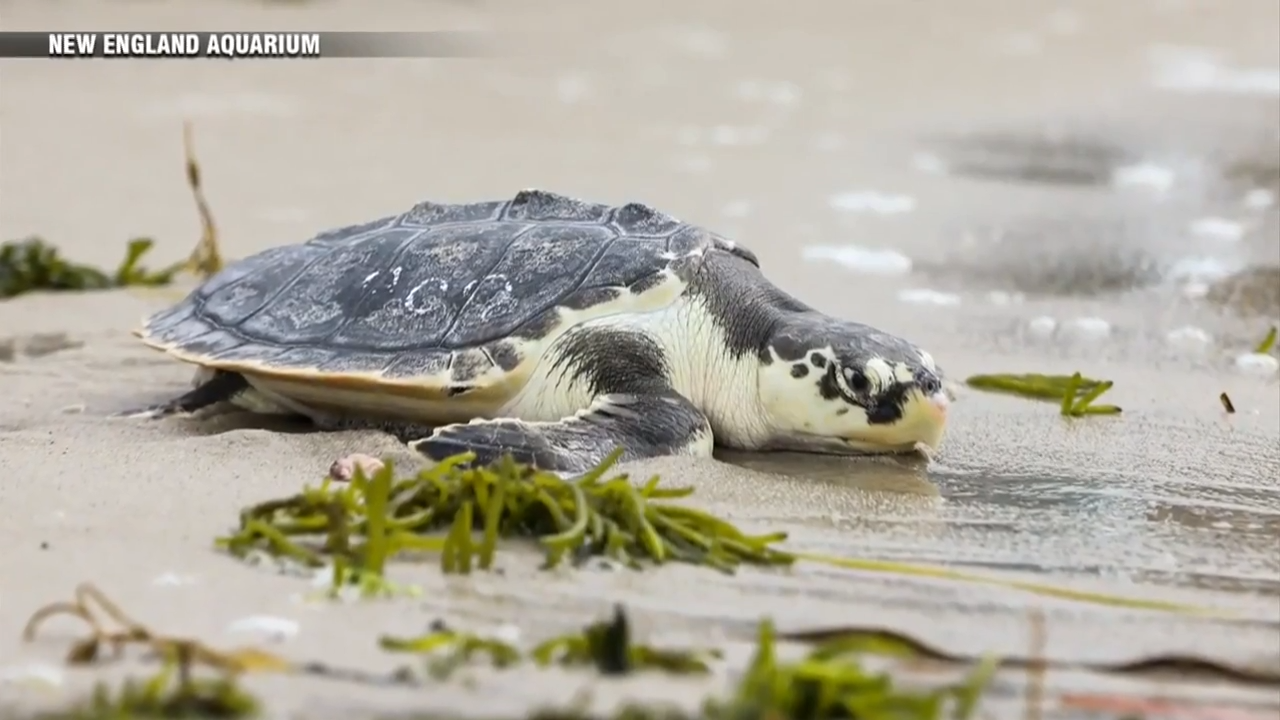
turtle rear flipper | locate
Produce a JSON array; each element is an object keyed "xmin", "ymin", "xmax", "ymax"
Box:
[
  {"xmin": 410, "ymin": 391, "xmax": 714, "ymax": 475},
  {"xmin": 113, "ymin": 370, "xmax": 249, "ymax": 419}
]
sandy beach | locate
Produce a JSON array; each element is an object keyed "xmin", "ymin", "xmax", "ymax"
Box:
[{"xmin": 1, "ymin": 0, "xmax": 1278, "ymax": 717}]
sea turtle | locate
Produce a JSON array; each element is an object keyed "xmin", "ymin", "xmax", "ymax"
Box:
[{"xmin": 125, "ymin": 190, "xmax": 949, "ymax": 474}]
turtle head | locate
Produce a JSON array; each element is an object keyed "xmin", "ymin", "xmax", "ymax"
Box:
[{"xmin": 757, "ymin": 313, "xmax": 949, "ymax": 456}]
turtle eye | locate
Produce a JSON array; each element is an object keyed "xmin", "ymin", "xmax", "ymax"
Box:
[{"xmin": 844, "ymin": 366, "xmax": 870, "ymax": 393}]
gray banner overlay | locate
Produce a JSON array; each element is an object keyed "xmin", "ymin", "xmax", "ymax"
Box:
[{"xmin": 0, "ymin": 31, "xmax": 492, "ymax": 59}]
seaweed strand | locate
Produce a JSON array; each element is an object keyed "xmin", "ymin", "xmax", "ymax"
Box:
[{"xmin": 216, "ymin": 451, "xmax": 1232, "ymax": 617}]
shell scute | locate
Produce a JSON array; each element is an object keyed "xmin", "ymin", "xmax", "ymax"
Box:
[
  {"xmin": 174, "ymin": 329, "xmax": 246, "ymax": 358},
  {"xmin": 611, "ymin": 202, "xmax": 682, "ymax": 236},
  {"xmin": 307, "ymin": 215, "xmax": 399, "ymax": 247},
  {"xmin": 197, "ymin": 245, "xmax": 327, "ymax": 329},
  {"xmin": 233, "ymin": 234, "xmax": 407, "ymax": 344},
  {"xmin": 578, "ymin": 238, "xmax": 671, "ymax": 289},
  {"xmin": 560, "ymin": 286, "xmax": 624, "ymax": 312},
  {"xmin": 398, "ymin": 200, "xmax": 505, "ymax": 228},
  {"xmin": 264, "ymin": 347, "xmax": 336, "ymax": 371},
  {"xmin": 327, "ymin": 223, "xmax": 526, "ymax": 351},
  {"xmin": 627, "ymin": 272, "xmax": 670, "ymax": 296},
  {"xmin": 484, "ymin": 341, "xmax": 523, "ymax": 372},
  {"xmin": 503, "ymin": 190, "xmax": 613, "ymax": 224},
  {"xmin": 206, "ymin": 342, "xmax": 286, "ymax": 365},
  {"xmin": 381, "ymin": 350, "xmax": 453, "ymax": 380},
  {"xmin": 145, "ymin": 303, "xmax": 197, "ymax": 336},
  {"xmin": 313, "ymin": 351, "xmax": 396, "ymax": 375},
  {"xmin": 441, "ymin": 224, "xmax": 615, "ymax": 346},
  {"xmin": 149, "ymin": 313, "xmax": 221, "ymax": 349},
  {"xmin": 194, "ymin": 245, "xmax": 296, "ymax": 300},
  {"xmin": 449, "ymin": 348, "xmax": 497, "ymax": 383}
]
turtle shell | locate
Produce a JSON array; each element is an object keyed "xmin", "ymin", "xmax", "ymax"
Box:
[{"xmin": 137, "ymin": 190, "xmax": 755, "ymax": 409}]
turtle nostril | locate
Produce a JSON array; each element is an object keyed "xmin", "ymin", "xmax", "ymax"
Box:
[{"xmin": 915, "ymin": 370, "xmax": 941, "ymax": 394}]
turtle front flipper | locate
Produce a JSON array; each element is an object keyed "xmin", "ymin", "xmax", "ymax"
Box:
[
  {"xmin": 410, "ymin": 391, "xmax": 714, "ymax": 475},
  {"xmin": 113, "ymin": 370, "xmax": 250, "ymax": 419}
]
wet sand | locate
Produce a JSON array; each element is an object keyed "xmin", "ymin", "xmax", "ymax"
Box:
[{"xmin": 1, "ymin": 0, "xmax": 1279, "ymax": 717}]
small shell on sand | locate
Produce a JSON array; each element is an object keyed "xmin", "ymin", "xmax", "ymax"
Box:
[{"xmin": 328, "ymin": 453, "xmax": 386, "ymax": 482}]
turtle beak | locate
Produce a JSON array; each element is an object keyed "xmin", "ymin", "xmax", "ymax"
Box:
[
  {"xmin": 901, "ymin": 388, "xmax": 949, "ymax": 450},
  {"xmin": 832, "ymin": 385, "xmax": 949, "ymax": 455}
]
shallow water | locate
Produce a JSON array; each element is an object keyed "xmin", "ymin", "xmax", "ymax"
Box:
[{"xmin": 1, "ymin": 0, "xmax": 1278, "ymax": 717}]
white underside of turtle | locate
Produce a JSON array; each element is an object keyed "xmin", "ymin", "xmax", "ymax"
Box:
[{"xmin": 123, "ymin": 190, "xmax": 950, "ymax": 475}]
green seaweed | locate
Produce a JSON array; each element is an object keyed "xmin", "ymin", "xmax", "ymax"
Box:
[
  {"xmin": 785, "ymin": 551, "xmax": 1220, "ymax": 615},
  {"xmin": 20, "ymin": 584, "xmax": 277, "ymax": 719},
  {"xmin": 780, "ymin": 618, "xmax": 1280, "ymax": 688},
  {"xmin": 216, "ymin": 451, "xmax": 1230, "ymax": 616},
  {"xmin": 376, "ymin": 606, "xmax": 993, "ymax": 720},
  {"xmin": 0, "ymin": 122, "xmax": 223, "ymax": 301},
  {"xmin": 216, "ymin": 448, "xmax": 796, "ymax": 586},
  {"xmin": 28, "ymin": 584, "xmax": 1250, "ymax": 720},
  {"xmin": 380, "ymin": 621, "xmax": 524, "ymax": 681},
  {"xmin": 20, "ymin": 592, "xmax": 998, "ymax": 720},
  {"xmin": 517, "ymin": 617, "xmax": 997, "ymax": 720},
  {"xmin": 21, "ymin": 583, "xmax": 292, "ymax": 675},
  {"xmin": 0, "ymin": 236, "xmax": 182, "ymax": 299},
  {"xmin": 37, "ymin": 656, "xmax": 260, "ymax": 720},
  {"xmin": 964, "ymin": 372, "xmax": 1121, "ymax": 416},
  {"xmin": 700, "ymin": 618, "xmax": 994, "ymax": 720},
  {"xmin": 1254, "ymin": 325, "xmax": 1278, "ymax": 354},
  {"xmin": 528, "ymin": 605, "xmax": 721, "ymax": 676},
  {"xmin": 380, "ymin": 606, "xmax": 720, "ymax": 682},
  {"xmin": 325, "ymin": 461, "xmax": 415, "ymax": 598}
]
